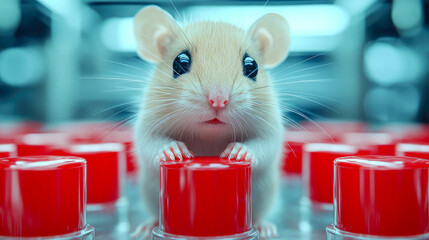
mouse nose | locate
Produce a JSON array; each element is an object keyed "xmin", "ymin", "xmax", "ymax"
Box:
[{"xmin": 208, "ymin": 89, "xmax": 229, "ymax": 109}]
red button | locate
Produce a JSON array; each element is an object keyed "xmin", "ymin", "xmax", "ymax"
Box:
[
  {"xmin": 397, "ymin": 143, "xmax": 429, "ymax": 160},
  {"xmin": 159, "ymin": 157, "xmax": 251, "ymax": 236},
  {"xmin": 0, "ymin": 122, "xmax": 42, "ymax": 136},
  {"xmin": 0, "ymin": 156, "xmax": 87, "ymax": 237},
  {"xmin": 61, "ymin": 143, "xmax": 126, "ymax": 204},
  {"xmin": 101, "ymin": 130, "xmax": 138, "ymax": 174},
  {"xmin": 340, "ymin": 132, "xmax": 396, "ymax": 155},
  {"xmin": 58, "ymin": 122, "xmax": 138, "ymax": 175},
  {"xmin": 0, "ymin": 144, "xmax": 16, "ymax": 158},
  {"xmin": 282, "ymin": 131, "xmax": 331, "ymax": 175},
  {"xmin": 16, "ymin": 133, "xmax": 70, "ymax": 156},
  {"xmin": 303, "ymin": 143, "xmax": 369, "ymax": 204},
  {"xmin": 378, "ymin": 124, "xmax": 429, "ymax": 144},
  {"xmin": 300, "ymin": 121, "xmax": 368, "ymax": 138},
  {"xmin": 333, "ymin": 155, "xmax": 429, "ymax": 236}
]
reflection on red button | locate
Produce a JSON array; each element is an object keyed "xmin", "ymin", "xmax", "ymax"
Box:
[
  {"xmin": 282, "ymin": 131, "xmax": 331, "ymax": 175},
  {"xmin": 378, "ymin": 124, "xmax": 429, "ymax": 144},
  {"xmin": 159, "ymin": 157, "xmax": 252, "ymax": 237},
  {"xmin": 302, "ymin": 143, "xmax": 369, "ymax": 204},
  {"xmin": 0, "ymin": 121, "xmax": 42, "ymax": 137},
  {"xmin": 340, "ymin": 132, "xmax": 396, "ymax": 155},
  {"xmin": 0, "ymin": 144, "xmax": 16, "ymax": 158},
  {"xmin": 56, "ymin": 122, "xmax": 138, "ymax": 175},
  {"xmin": 101, "ymin": 130, "xmax": 138, "ymax": 174},
  {"xmin": 61, "ymin": 143, "xmax": 126, "ymax": 204},
  {"xmin": 333, "ymin": 155, "xmax": 429, "ymax": 237},
  {"xmin": 397, "ymin": 143, "xmax": 429, "ymax": 160},
  {"xmin": 16, "ymin": 133, "xmax": 70, "ymax": 156},
  {"xmin": 0, "ymin": 156, "xmax": 87, "ymax": 237},
  {"xmin": 300, "ymin": 121, "xmax": 368, "ymax": 138}
]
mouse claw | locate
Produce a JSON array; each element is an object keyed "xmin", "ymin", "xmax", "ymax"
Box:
[
  {"xmin": 156, "ymin": 141, "xmax": 193, "ymax": 163},
  {"xmin": 221, "ymin": 142, "xmax": 256, "ymax": 165}
]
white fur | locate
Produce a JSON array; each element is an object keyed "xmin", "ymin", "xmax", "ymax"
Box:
[{"xmin": 133, "ymin": 5, "xmax": 290, "ymax": 239}]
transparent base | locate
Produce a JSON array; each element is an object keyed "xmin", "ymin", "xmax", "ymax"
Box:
[
  {"xmin": 300, "ymin": 196, "xmax": 334, "ymax": 212},
  {"xmin": 0, "ymin": 224, "xmax": 95, "ymax": 240},
  {"xmin": 87, "ymin": 197, "xmax": 129, "ymax": 235},
  {"xmin": 152, "ymin": 227, "xmax": 259, "ymax": 240},
  {"xmin": 326, "ymin": 224, "xmax": 429, "ymax": 240},
  {"xmin": 299, "ymin": 197, "xmax": 334, "ymax": 234}
]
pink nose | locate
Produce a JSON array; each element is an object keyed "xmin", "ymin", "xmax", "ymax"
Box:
[{"xmin": 208, "ymin": 89, "xmax": 229, "ymax": 109}]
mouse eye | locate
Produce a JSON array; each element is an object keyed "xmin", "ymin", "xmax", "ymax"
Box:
[
  {"xmin": 242, "ymin": 53, "xmax": 258, "ymax": 81},
  {"xmin": 173, "ymin": 50, "xmax": 191, "ymax": 78}
]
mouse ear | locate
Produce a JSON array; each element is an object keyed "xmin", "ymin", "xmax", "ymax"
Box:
[
  {"xmin": 133, "ymin": 6, "xmax": 178, "ymax": 63},
  {"xmin": 248, "ymin": 13, "xmax": 290, "ymax": 68}
]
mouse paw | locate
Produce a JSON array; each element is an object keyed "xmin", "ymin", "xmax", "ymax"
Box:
[
  {"xmin": 131, "ymin": 219, "xmax": 158, "ymax": 240},
  {"xmin": 254, "ymin": 221, "xmax": 278, "ymax": 239},
  {"xmin": 220, "ymin": 142, "xmax": 257, "ymax": 165},
  {"xmin": 155, "ymin": 141, "xmax": 194, "ymax": 163}
]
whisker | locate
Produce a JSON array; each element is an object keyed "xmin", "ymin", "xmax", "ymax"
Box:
[
  {"xmin": 277, "ymin": 93, "xmax": 338, "ymax": 113},
  {"xmin": 276, "ymin": 62, "xmax": 334, "ymax": 78},
  {"xmin": 167, "ymin": 0, "xmax": 194, "ymax": 48},
  {"xmin": 271, "ymin": 79, "xmax": 331, "ymax": 87},
  {"xmin": 102, "ymin": 60, "xmax": 147, "ymax": 74},
  {"xmin": 273, "ymin": 72, "xmax": 327, "ymax": 83},
  {"xmin": 93, "ymin": 100, "xmax": 139, "ymax": 116},
  {"xmin": 276, "ymin": 91, "xmax": 341, "ymax": 104},
  {"xmin": 272, "ymin": 52, "xmax": 327, "ymax": 77},
  {"xmin": 80, "ymin": 76, "xmax": 149, "ymax": 83},
  {"xmin": 98, "ymin": 114, "xmax": 137, "ymax": 141}
]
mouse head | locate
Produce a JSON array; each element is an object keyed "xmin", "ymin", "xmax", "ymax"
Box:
[{"xmin": 134, "ymin": 6, "xmax": 289, "ymax": 137}]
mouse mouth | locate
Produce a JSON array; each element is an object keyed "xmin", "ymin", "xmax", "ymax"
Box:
[{"xmin": 203, "ymin": 118, "xmax": 225, "ymax": 125}]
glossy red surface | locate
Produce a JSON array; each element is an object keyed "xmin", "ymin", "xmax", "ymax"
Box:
[
  {"xmin": 300, "ymin": 121, "xmax": 368, "ymax": 138},
  {"xmin": 340, "ymin": 132, "xmax": 396, "ymax": 155},
  {"xmin": 302, "ymin": 144, "xmax": 369, "ymax": 204},
  {"xmin": 61, "ymin": 143, "xmax": 126, "ymax": 204},
  {"xmin": 379, "ymin": 124, "xmax": 429, "ymax": 143},
  {"xmin": 282, "ymin": 131, "xmax": 331, "ymax": 175},
  {"xmin": 0, "ymin": 122, "xmax": 42, "ymax": 136},
  {"xmin": 64, "ymin": 124, "xmax": 138, "ymax": 174},
  {"xmin": 0, "ymin": 144, "xmax": 16, "ymax": 158},
  {"xmin": 396, "ymin": 143, "xmax": 429, "ymax": 161},
  {"xmin": 159, "ymin": 157, "xmax": 252, "ymax": 237},
  {"xmin": 282, "ymin": 142, "xmax": 302, "ymax": 174},
  {"xmin": 0, "ymin": 156, "xmax": 87, "ymax": 237},
  {"xmin": 333, "ymin": 155, "xmax": 429, "ymax": 236},
  {"xmin": 16, "ymin": 133, "xmax": 70, "ymax": 156},
  {"xmin": 101, "ymin": 131, "xmax": 138, "ymax": 174}
]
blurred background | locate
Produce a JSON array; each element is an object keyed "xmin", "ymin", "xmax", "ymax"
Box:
[
  {"xmin": 1, "ymin": 1, "xmax": 429, "ymax": 239},
  {"xmin": 0, "ymin": 0, "xmax": 428, "ymax": 127}
]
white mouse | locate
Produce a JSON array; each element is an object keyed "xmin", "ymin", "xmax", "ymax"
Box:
[{"xmin": 132, "ymin": 5, "xmax": 290, "ymax": 239}]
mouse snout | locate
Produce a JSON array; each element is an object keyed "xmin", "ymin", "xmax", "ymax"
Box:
[{"xmin": 208, "ymin": 88, "xmax": 229, "ymax": 110}]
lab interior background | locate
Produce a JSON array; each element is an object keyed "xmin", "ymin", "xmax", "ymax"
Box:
[{"xmin": 0, "ymin": 0, "xmax": 428, "ymax": 128}]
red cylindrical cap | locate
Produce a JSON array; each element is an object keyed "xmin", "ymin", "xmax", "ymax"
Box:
[
  {"xmin": 53, "ymin": 121, "xmax": 126, "ymax": 143},
  {"xmin": 0, "ymin": 122, "xmax": 42, "ymax": 136},
  {"xmin": 0, "ymin": 144, "xmax": 16, "ymax": 158},
  {"xmin": 340, "ymin": 132, "xmax": 396, "ymax": 155},
  {"xmin": 334, "ymin": 155, "xmax": 429, "ymax": 236},
  {"xmin": 16, "ymin": 133, "xmax": 70, "ymax": 156},
  {"xmin": 282, "ymin": 131, "xmax": 331, "ymax": 175},
  {"xmin": 378, "ymin": 124, "xmax": 429, "ymax": 143},
  {"xmin": 300, "ymin": 121, "xmax": 368, "ymax": 138},
  {"xmin": 302, "ymin": 143, "xmax": 369, "ymax": 204},
  {"xmin": 397, "ymin": 143, "xmax": 429, "ymax": 160},
  {"xmin": 62, "ymin": 143, "xmax": 126, "ymax": 204},
  {"xmin": 0, "ymin": 156, "xmax": 87, "ymax": 237},
  {"xmin": 101, "ymin": 130, "xmax": 138, "ymax": 174},
  {"xmin": 58, "ymin": 122, "xmax": 138, "ymax": 175},
  {"xmin": 160, "ymin": 157, "xmax": 252, "ymax": 237}
]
